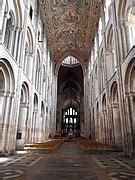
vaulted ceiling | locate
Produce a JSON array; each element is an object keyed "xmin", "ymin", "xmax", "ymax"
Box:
[
  {"xmin": 58, "ymin": 65, "xmax": 83, "ymax": 110},
  {"xmin": 39, "ymin": 0, "xmax": 101, "ymax": 62}
]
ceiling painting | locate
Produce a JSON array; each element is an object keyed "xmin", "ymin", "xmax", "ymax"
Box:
[{"xmin": 39, "ymin": 0, "xmax": 101, "ymax": 62}]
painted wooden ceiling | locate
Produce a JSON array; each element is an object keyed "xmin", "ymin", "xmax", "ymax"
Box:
[{"xmin": 39, "ymin": 0, "xmax": 101, "ymax": 62}]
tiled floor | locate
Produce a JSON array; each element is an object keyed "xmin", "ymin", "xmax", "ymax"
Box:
[{"xmin": 0, "ymin": 142, "xmax": 135, "ymax": 180}]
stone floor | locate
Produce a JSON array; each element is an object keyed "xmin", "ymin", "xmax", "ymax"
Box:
[{"xmin": 0, "ymin": 141, "xmax": 135, "ymax": 180}]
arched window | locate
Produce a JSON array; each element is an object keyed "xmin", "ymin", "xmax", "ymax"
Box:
[
  {"xmin": 62, "ymin": 56, "xmax": 79, "ymax": 67},
  {"xmin": 23, "ymin": 28, "xmax": 33, "ymax": 79},
  {"xmin": 94, "ymin": 36, "xmax": 98, "ymax": 59},
  {"xmin": 105, "ymin": 0, "xmax": 111, "ymax": 26},
  {"xmin": 42, "ymin": 66, "xmax": 46, "ymax": 99},
  {"xmin": 35, "ymin": 51, "xmax": 41, "ymax": 91},
  {"xmin": 107, "ymin": 26, "xmax": 116, "ymax": 72},
  {"xmin": 4, "ymin": 11, "xmax": 15, "ymax": 53},
  {"xmin": 24, "ymin": 42, "xmax": 29, "ymax": 73},
  {"xmin": 0, "ymin": 70, "xmax": 5, "ymax": 90},
  {"xmin": 128, "ymin": 9, "xmax": 135, "ymax": 48},
  {"xmin": 62, "ymin": 107, "xmax": 79, "ymax": 135},
  {"xmin": 91, "ymin": 49, "xmax": 94, "ymax": 70},
  {"xmin": 98, "ymin": 18, "xmax": 102, "ymax": 46},
  {"xmin": 99, "ymin": 52, "xmax": 105, "ymax": 90},
  {"xmin": 29, "ymin": 6, "xmax": 33, "ymax": 20},
  {"xmin": 0, "ymin": 59, "xmax": 15, "ymax": 152}
]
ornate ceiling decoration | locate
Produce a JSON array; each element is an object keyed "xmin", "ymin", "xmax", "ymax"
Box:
[{"xmin": 39, "ymin": 0, "xmax": 101, "ymax": 62}]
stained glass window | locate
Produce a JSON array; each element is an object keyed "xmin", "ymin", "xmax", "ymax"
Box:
[{"xmin": 62, "ymin": 56, "xmax": 79, "ymax": 67}]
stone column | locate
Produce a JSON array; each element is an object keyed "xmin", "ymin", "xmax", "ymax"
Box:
[
  {"xmin": 129, "ymin": 93, "xmax": 135, "ymax": 151},
  {"xmin": 99, "ymin": 112, "xmax": 104, "ymax": 143},
  {"xmin": 31, "ymin": 111, "xmax": 36, "ymax": 142},
  {"xmin": 0, "ymin": 0, "xmax": 7, "ymax": 42},
  {"xmin": 13, "ymin": 27, "xmax": 20, "ymax": 59},
  {"xmin": 24, "ymin": 52, "xmax": 28, "ymax": 73},
  {"xmin": 110, "ymin": 105, "xmax": 115, "ymax": 146},
  {"xmin": 83, "ymin": 73, "xmax": 87, "ymax": 137},
  {"xmin": 3, "ymin": 92, "xmax": 15, "ymax": 153},
  {"xmin": 34, "ymin": 111, "xmax": 38, "ymax": 142},
  {"xmin": 124, "ymin": 94, "xmax": 133, "ymax": 156},
  {"xmin": 16, "ymin": 103, "xmax": 28, "ymax": 147},
  {"xmin": 7, "ymin": 25, "xmax": 15, "ymax": 54},
  {"xmin": 111, "ymin": 103, "xmax": 122, "ymax": 147},
  {"xmin": 25, "ymin": 104, "xmax": 29, "ymax": 144},
  {"xmin": 15, "ymin": 28, "xmax": 23, "ymax": 62},
  {"xmin": 96, "ymin": 114, "xmax": 100, "ymax": 141},
  {"xmin": 45, "ymin": 115, "xmax": 48, "ymax": 139},
  {"xmin": 40, "ymin": 114, "xmax": 44, "ymax": 141},
  {"xmin": 51, "ymin": 73, "xmax": 57, "ymax": 137},
  {"xmin": 111, "ymin": 1, "xmax": 130, "ymax": 156},
  {"xmin": 1, "ymin": 12, "xmax": 8, "ymax": 43},
  {"xmin": 102, "ymin": 110, "xmax": 107, "ymax": 144},
  {"xmin": 0, "ymin": 91, "xmax": 7, "ymax": 153},
  {"xmin": 104, "ymin": 110, "xmax": 108, "ymax": 144}
]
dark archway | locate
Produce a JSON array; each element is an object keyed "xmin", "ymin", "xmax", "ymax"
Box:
[{"xmin": 56, "ymin": 56, "xmax": 84, "ymax": 137}]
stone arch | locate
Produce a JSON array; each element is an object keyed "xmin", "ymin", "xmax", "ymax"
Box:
[
  {"xmin": 23, "ymin": 27, "xmax": 34, "ymax": 79},
  {"xmin": 34, "ymin": 93, "xmax": 38, "ymax": 111},
  {"xmin": 55, "ymin": 52, "xmax": 86, "ymax": 76},
  {"xmin": 13, "ymin": 0, "xmax": 21, "ymax": 27},
  {"xmin": 125, "ymin": 59, "xmax": 135, "ymax": 92},
  {"xmin": 4, "ymin": 10, "xmax": 15, "ymax": 51},
  {"xmin": 117, "ymin": 0, "xmax": 127, "ymax": 22},
  {"xmin": 41, "ymin": 101, "xmax": 45, "ymax": 115},
  {"xmin": 27, "ymin": 27, "xmax": 33, "ymax": 53},
  {"xmin": 110, "ymin": 81, "xmax": 122, "ymax": 147},
  {"xmin": 110, "ymin": 82, "xmax": 118, "ymax": 103},
  {"xmin": 0, "ymin": 70, "xmax": 5, "ymax": 90},
  {"xmin": 16, "ymin": 82, "xmax": 29, "ymax": 147},
  {"xmin": 0, "ymin": 59, "xmax": 15, "ymax": 153},
  {"xmin": 20, "ymin": 82, "xmax": 29, "ymax": 104},
  {"xmin": 0, "ymin": 59, "xmax": 15, "ymax": 92},
  {"xmin": 117, "ymin": 0, "xmax": 132, "ymax": 57},
  {"xmin": 102, "ymin": 94, "xmax": 107, "ymax": 111},
  {"xmin": 126, "ymin": 7, "xmax": 135, "ymax": 49},
  {"xmin": 14, "ymin": 0, "xmax": 23, "ymax": 28},
  {"xmin": 125, "ymin": 58, "xmax": 135, "ymax": 154},
  {"xmin": 106, "ymin": 25, "xmax": 116, "ymax": 72}
]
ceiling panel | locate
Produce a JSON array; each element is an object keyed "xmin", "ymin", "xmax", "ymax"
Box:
[{"xmin": 39, "ymin": 0, "xmax": 101, "ymax": 62}]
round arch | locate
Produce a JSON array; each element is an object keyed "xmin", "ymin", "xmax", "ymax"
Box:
[
  {"xmin": 33, "ymin": 93, "xmax": 38, "ymax": 111},
  {"xmin": 110, "ymin": 81, "xmax": 118, "ymax": 104},
  {"xmin": 20, "ymin": 82, "xmax": 29, "ymax": 104},
  {"xmin": 0, "ymin": 59, "xmax": 15, "ymax": 92},
  {"xmin": 124, "ymin": 58, "xmax": 135, "ymax": 93}
]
